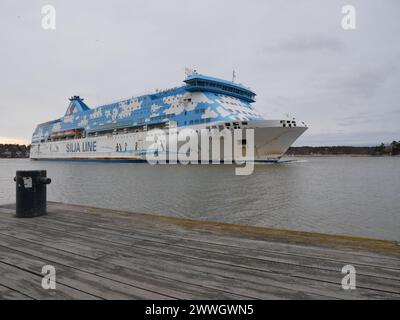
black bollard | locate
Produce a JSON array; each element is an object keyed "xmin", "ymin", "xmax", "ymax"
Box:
[{"xmin": 14, "ymin": 170, "xmax": 51, "ymax": 218}]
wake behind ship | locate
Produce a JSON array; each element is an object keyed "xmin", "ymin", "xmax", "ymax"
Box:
[{"xmin": 30, "ymin": 72, "xmax": 307, "ymax": 162}]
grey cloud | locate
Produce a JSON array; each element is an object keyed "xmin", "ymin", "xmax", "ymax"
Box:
[
  {"xmin": 323, "ymin": 67, "xmax": 395, "ymax": 99},
  {"xmin": 264, "ymin": 35, "xmax": 345, "ymax": 53},
  {"xmin": 336, "ymin": 112, "xmax": 375, "ymax": 127}
]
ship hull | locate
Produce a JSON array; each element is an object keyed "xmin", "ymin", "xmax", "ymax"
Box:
[{"xmin": 30, "ymin": 120, "xmax": 307, "ymax": 162}]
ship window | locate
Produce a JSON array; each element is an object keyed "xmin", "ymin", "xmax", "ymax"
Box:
[
  {"xmin": 218, "ymin": 125, "xmax": 224, "ymax": 130},
  {"xmin": 225, "ymin": 123, "xmax": 230, "ymax": 126},
  {"xmin": 206, "ymin": 118, "xmax": 211, "ymax": 123},
  {"xmin": 242, "ymin": 121, "xmax": 248, "ymax": 125}
]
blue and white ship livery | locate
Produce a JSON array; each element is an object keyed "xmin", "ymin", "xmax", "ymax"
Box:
[{"xmin": 30, "ymin": 72, "xmax": 307, "ymax": 162}]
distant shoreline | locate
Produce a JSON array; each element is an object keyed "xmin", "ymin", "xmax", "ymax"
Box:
[
  {"xmin": 287, "ymin": 143, "xmax": 400, "ymax": 157},
  {"xmin": 0, "ymin": 144, "xmax": 30, "ymax": 159},
  {"xmin": 1, "ymin": 142, "xmax": 399, "ymax": 159},
  {"xmin": 286, "ymin": 154, "xmax": 398, "ymax": 158}
]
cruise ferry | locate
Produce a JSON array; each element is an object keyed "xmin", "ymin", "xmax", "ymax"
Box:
[{"xmin": 30, "ymin": 72, "xmax": 307, "ymax": 162}]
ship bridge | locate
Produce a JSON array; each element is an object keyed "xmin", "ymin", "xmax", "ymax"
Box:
[{"xmin": 184, "ymin": 74, "xmax": 256, "ymax": 103}]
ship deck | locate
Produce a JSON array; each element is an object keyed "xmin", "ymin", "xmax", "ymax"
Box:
[{"xmin": 0, "ymin": 202, "xmax": 399, "ymax": 300}]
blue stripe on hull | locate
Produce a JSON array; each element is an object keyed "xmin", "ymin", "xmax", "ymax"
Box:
[{"xmin": 31, "ymin": 158, "xmax": 291, "ymax": 164}]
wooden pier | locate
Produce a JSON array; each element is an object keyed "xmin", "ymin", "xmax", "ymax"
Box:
[{"xmin": 0, "ymin": 202, "xmax": 399, "ymax": 300}]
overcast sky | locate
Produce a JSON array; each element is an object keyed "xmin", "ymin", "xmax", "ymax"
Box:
[{"xmin": 0, "ymin": 0, "xmax": 399, "ymax": 146}]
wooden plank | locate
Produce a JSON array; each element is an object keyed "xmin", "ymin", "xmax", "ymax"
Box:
[
  {"xmin": 2, "ymin": 203, "xmax": 400, "ymax": 263},
  {"xmin": 0, "ymin": 231, "xmax": 328, "ymax": 299},
  {"xmin": 0, "ymin": 284, "xmax": 33, "ymax": 300},
  {"xmin": 3, "ymin": 211, "xmax": 400, "ymax": 298},
  {"xmin": 2, "ymin": 209, "xmax": 400, "ymax": 275},
  {"xmin": 0, "ymin": 246, "xmax": 173, "ymax": 300},
  {"xmin": 0, "ymin": 203, "xmax": 399, "ymax": 300},
  {"xmin": 45, "ymin": 202, "xmax": 400, "ymax": 256},
  {"xmin": 0, "ymin": 223, "xmax": 398, "ymax": 299},
  {"xmin": 1, "ymin": 217, "xmax": 399, "ymax": 292},
  {"xmin": 0, "ymin": 223, "xmax": 338, "ymax": 299},
  {"xmin": 26, "ymin": 212, "xmax": 400, "ymax": 271},
  {"xmin": 0, "ymin": 262, "xmax": 99, "ymax": 300},
  {"xmin": 0, "ymin": 235, "xmax": 248, "ymax": 300},
  {"xmin": 34, "ymin": 203, "xmax": 400, "ymax": 263}
]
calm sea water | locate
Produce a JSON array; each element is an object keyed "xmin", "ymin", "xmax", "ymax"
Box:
[{"xmin": 0, "ymin": 157, "xmax": 399, "ymax": 241}]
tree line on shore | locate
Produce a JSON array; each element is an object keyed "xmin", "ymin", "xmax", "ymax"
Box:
[
  {"xmin": 1, "ymin": 141, "xmax": 399, "ymax": 158},
  {"xmin": 0, "ymin": 144, "xmax": 30, "ymax": 158},
  {"xmin": 287, "ymin": 141, "xmax": 400, "ymax": 156}
]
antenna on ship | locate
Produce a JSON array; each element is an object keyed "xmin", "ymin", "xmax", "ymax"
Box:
[
  {"xmin": 232, "ymin": 70, "xmax": 236, "ymax": 82},
  {"xmin": 69, "ymin": 95, "xmax": 83, "ymax": 101},
  {"xmin": 185, "ymin": 67, "xmax": 198, "ymax": 77}
]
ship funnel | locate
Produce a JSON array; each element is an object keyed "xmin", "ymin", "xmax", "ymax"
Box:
[{"xmin": 65, "ymin": 96, "xmax": 91, "ymax": 116}]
